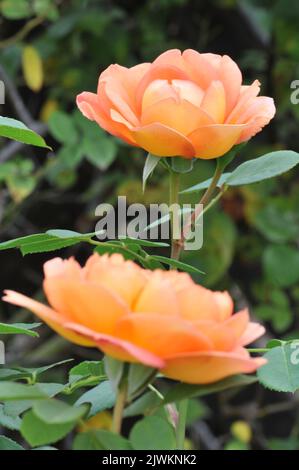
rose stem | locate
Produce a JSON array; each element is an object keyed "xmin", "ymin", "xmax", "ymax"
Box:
[
  {"xmin": 176, "ymin": 399, "xmax": 189, "ymax": 450},
  {"xmin": 169, "ymin": 168, "xmax": 189, "ymax": 448},
  {"xmin": 112, "ymin": 379, "xmax": 128, "ymax": 434},
  {"xmin": 169, "ymin": 169, "xmax": 181, "ymax": 260},
  {"xmin": 168, "ymin": 159, "xmax": 225, "ymax": 449},
  {"xmin": 176, "ymin": 158, "xmax": 225, "ymax": 260}
]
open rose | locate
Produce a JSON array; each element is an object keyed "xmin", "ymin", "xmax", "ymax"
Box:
[
  {"xmin": 77, "ymin": 49, "xmax": 275, "ymax": 159},
  {"xmin": 3, "ymin": 253, "xmax": 266, "ymax": 384}
]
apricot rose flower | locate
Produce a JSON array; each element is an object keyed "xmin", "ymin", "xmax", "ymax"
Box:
[
  {"xmin": 77, "ymin": 49, "xmax": 275, "ymax": 159},
  {"xmin": 3, "ymin": 253, "xmax": 266, "ymax": 384}
]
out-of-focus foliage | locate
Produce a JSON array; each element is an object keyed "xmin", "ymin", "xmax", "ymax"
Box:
[{"xmin": 1, "ymin": 0, "xmax": 299, "ymax": 450}]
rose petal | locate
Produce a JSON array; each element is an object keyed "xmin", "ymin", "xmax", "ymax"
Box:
[
  {"xmin": 182, "ymin": 49, "xmax": 218, "ymax": 89},
  {"xmin": 76, "ymin": 92, "xmax": 136, "ymax": 145},
  {"xmin": 201, "ymin": 81, "xmax": 226, "ymax": 123},
  {"xmin": 132, "ymin": 122, "xmax": 195, "ymax": 157},
  {"xmin": 44, "ymin": 257, "xmax": 82, "ymax": 280},
  {"xmin": 219, "ymin": 55, "xmax": 242, "ymax": 115},
  {"xmin": 102, "ymin": 80, "xmax": 139, "ymax": 126},
  {"xmin": 135, "ymin": 64, "xmax": 190, "ymax": 114},
  {"xmin": 141, "ymin": 97, "xmax": 214, "ymax": 135},
  {"xmin": 43, "ymin": 280, "xmax": 128, "ymax": 334},
  {"xmin": 134, "ymin": 276, "xmax": 180, "ymax": 316},
  {"xmin": 162, "ymin": 349, "xmax": 267, "ymax": 384},
  {"xmin": 142, "ymin": 79, "xmax": 179, "ymax": 110},
  {"xmin": 176, "ymin": 284, "xmax": 221, "ymax": 322},
  {"xmin": 115, "ymin": 313, "xmax": 212, "ymax": 357},
  {"xmin": 65, "ymin": 322, "xmax": 165, "ymax": 368},
  {"xmin": 226, "ymin": 80, "xmax": 261, "ymax": 124},
  {"xmin": 153, "ymin": 49, "xmax": 187, "ymax": 70},
  {"xmin": 83, "ymin": 253, "xmax": 148, "ymax": 308},
  {"xmin": 193, "ymin": 311, "xmax": 249, "ymax": 352},
  {"xmin": 98, "ymin": 63, "xmax": 151, "ymax": 115},
  {"xmin": 188, "ymin": 123, "xmax": 246, "ymax": 159},
  {"xmin": 237, "ymin": 97, "xmax": 276, "ymax": 143},
  {"xmin": 239, "ymin": 322, "xmax": 266, "ymax": 347},
  {"xmin": 2, "ymin": 290, "xmax": 94, "ymax": 347},
  {"xmin": 213, "ymin": 291, "xmax": 234, "ymax": 320}
]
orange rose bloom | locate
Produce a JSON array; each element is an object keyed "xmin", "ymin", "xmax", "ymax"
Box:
[
  {"xmin": 77, "ymin": 49, "xmax": 275, "ymax": 159},
  {"xmin": 3, "ymin": 253, "xmax": 266, "ymax": 384}
]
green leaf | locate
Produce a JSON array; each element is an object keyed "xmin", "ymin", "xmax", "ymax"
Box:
[
  {"xmin": 104, "ymin": 356, "xmax": 124, "ymax": 392},
  {"xmin": 2, "ymin": 360, "xmax": 73, "ymax": 385},
  {"xmin": 30, "ymin": 382, "xmax": 65, "ymax": 397},
  {"xmin": 83, "ymin": 136, "xmax": 117, "ymax": 170},
  {"xmin": 255, "ymin": 304, "xmax": 292, "ymax": 333},
  {"xmin": 3, "ymin": 383, "xmax": 64, "ymax": 417},
  {"xmin": 150, "ymin": 255, "xmax": 205, "ymax": 275},
  {"xmin": 186, "ymin": 399, "xmax": 210, "ymax": 425},
  {"xmin": 46, "ymin": 229, "xmax": 96, "ymax": 239},
  {"xmin": 258, "ymin": 343, "xmax": 299, "ymax": 392},
  {"xmin": 268, "ymin": 437, "xmax": 299, "ymax": 451},
  {"xmin": 266, "ymin": 339, "xmax": 286, "ymax": 349},
  {"xmin": 56, "ymin": 143, "xmax": 84, "ymax": 169},
  {"xmin": 118, "ymin": 237, "xmax": 169, "ymax": 248},
  {"xmin": 130, "ymin": 415, "xmax": 176, "ymax": 450},
  {"xmin": 7, "ymin": 172, "xmax": 37, "ymax": 203},
  {"xmin": 144, "ymin": 207, "xmax": 192, "ymax": 231},
  {"xmin": 21, "ymin": 359, "xmax": 73, "ymax": 379},
  {"xmin": 163, "ymin": 375, "xmax": 257, "ymax": 404},
  {"xmin": 67, "ymin": 361, "xmax": 106, "ymax": 392},
  {"xmin": 48, "ymin": 110, "xmax": 77, "ymax": 145},
  {"xmin": 21, "ymin": 410, "xmax": 75, "ymax": 446},
  {"xmin": 226, "ymin": 151, "xmax": 299, "ymax": 186},
  {"xmin": 1, "ymin": 0, "xmax": 31, "ymax": 19},
  {"xmin": 69, "ymin": 360, "xmax": 106, "ymax": 383},
  {"xmin": 0, "ymin": 322, "xmax": 40, "ymax": 337},
  {"xmin": 124, "ymin": 391, "xmax": 162, "ymax": 418},
  {"xmin": 69, "ymin": 362, "xmax": 103, "ymax": 378},
  {"xmin": 183, "ymin": 211, "xmax": 236, "ymax": 286},
  {"xmin": 75, "ymin": 381, "xmax": 116, "ymax": 418},
  {"xmin": 143, "ymin": 153, "xmax": 161, "ymax": 192},
  {"xmin": 0, "ymin": 435, "xmax": 24, "ymax": 450},
  {"xmin": 0, "ymin": 230, "xmax": 95, "ymax": 255},
  {"xmin": 180, "ymin": 173, "xmax": 229, "ymax": 194},
  {"xmin": 181, "ymin": 150, "xmax": 299, "ymax": 193},
  {"xmin": 0, "ymin": 404, "xmax": 21, "ymax": 430},
  {"xmin": 218, "ymin": 143, "xmax": 245, "ymax": 169},
  {"xmin": 253, "ymin": 206, "xmax": 299, "ymax": 243},
  {"xmin": 0, "ymin": 382, "xmax": 48, "ymax": 401},
  {"xmin": 33, "ymin": 399, "xmax": 88, "ymax": 424},
  {"xmin": 0, "ymin": 368, "xmax": 26, "ymax": 381},
  {"xmin": 73, "ymin": 430, "xmax": 132, "ymax": 450},
  {"xmin": 263, "ymin": 245, "xmax": 299, "ymax": 287},
  {"xmin": 127, "ymin": 364, "xmax": 156, "ymax": 400},
  {"xmin": 0, "ymin": 116, "xmax": 50, "ymax": 148},
  {"xmin": 33, "ymin": 0, "xmax": 59, "ymax": 19},
  {"xmin": 33, "ymin": 446, "xmax": 58, "ymax": 450}
]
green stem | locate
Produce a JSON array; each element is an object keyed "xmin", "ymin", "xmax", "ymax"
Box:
[
  {"xmin": 0, "ymin": 16, "xmax": 45, "ymax": 49},
  {"xmin": 168, "ymin": 170, "xmax": 189, "ymax": 449},
  {"xmin": 112, "ymin": 379, "xmax": 128, "ymax": 434},
  {"xmin": 148, "ymin": 383, "xmax": 164, "ymax": 400},
  {"xmin": 169, "ymin": 170, "xmax": 181, "ymax": 260},
  {"xmin": 179, "ymin": 159, "xmax": 226, "ymax": 256},
  {"xmin": 176, "ymin": 399, "xmax": 188, "ymax": 450},
  {"xmin": 199, "ymin": 158, "xmax": 224, "ymax": 206}
]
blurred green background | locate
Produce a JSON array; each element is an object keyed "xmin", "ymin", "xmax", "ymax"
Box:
[{"xmin": 1, "ymin": 0, "xmax": 299, "ymax": 450}]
